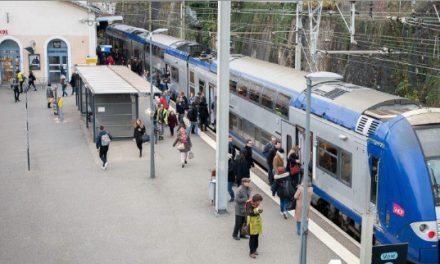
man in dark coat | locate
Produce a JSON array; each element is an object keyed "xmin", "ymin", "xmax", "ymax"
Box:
[
  {"xmin": 242, "ymin": 139, "xmax": 254, "ymax": 169},
  {"xmin": 263, "ymin": 136, "xmax": 277, "ymax": 185}
]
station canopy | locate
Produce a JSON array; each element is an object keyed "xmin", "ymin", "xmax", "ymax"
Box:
[{"xmin": 76, "ymin": 65, "xmax": 160, "ymax": 95}]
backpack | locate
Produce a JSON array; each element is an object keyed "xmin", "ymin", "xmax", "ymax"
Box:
[{"xmin": 101, "ymin": 133, "xmax": 111, "ymax": 146}]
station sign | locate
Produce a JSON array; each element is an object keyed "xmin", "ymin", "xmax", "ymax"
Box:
[
  {"xmin": 0, "ymin": 29, "xmax": 8, "ymax": 36},
  {"xmin": 372, "ymin": 243, "xmax": 408, "ymax": 264}
]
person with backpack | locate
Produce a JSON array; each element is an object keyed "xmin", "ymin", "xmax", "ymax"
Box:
[
  {"xmin": 96, "ymin": 125, "xmax": 113, "ymax": 170},
  {"xmin": 70, "ymin": 71, "xmax": 78, "ymax": 95},
  {"xmin": 247, "ymin": 193, "xmax": 263, "ymax": 258},
  {"xmin": 46, "ymin": 83, "xmax": 54, "ymax": 108},
  {"xmin": 274, "ymin": 167, "xmax": 294, "ymax": 219},
  {"xmin": 286, "ymin": 145, "xmax": 302, "ymax": 189},
  {"xmin": 133, "ymin": 119, "xmax": 146, "ymax": 157},
  {"xmin": 187, "ymin": 103, "xmax": 198, "ymax": 134},
  {"xmin": 232, "ymin": 178, "xmax": 251, "ymax": 240},
  {"xmin": 28, "ymin": 71, "xmax": 37, "ymax": 91}
]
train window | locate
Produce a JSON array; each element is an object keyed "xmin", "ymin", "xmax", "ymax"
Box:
[
  {"xmin": 190, "ymin": 71, "xmax": 195, "ymax": 85},
  {"xmin": 248, "ymin": 84, "xmax": 262, "ymax": 103},
  {"xmin": 255, "ymin": 128, "xmax": 263, "ymax": 150},
  {"xmin": 317, "ymin": 140, "xmax": 338, "ymax": 176},
  {"xmin": 134, "ymin": 48, "xmax": 140, "ymax": 58},
  {"xmin": 261, "ymin": 88, "xmax": 276, "ymax": 110},
  {"xmin": 171, "ymin": 66, "xmax": 179, "ymax": 82},
  {"xmin": 229, "ymin": 113, "xmax": 237, "ymax": 130},
  {"xmin": 230, "ymin": 80, "xmax": 237, "ymax": 93},
  {"xmin": 236, "ymin": 82, "xmax": 248, "ymax": 98},
  {"xmin": 340, "ymin": 151, "xmax": 352, "ymax": 186},
  {"xmin": 242, "ymin": 120, "xmax": 255, "ymax": 140},
  {"xmin": 199, "ymin": 80, "xmax": 205, "ymax": 93},
  {"xmin": 370, "ymin": 157, "xmax": 379, "ymax": 205},
  {"xmin": 275, "ymin": 93, "xmax": 291, "ymax": 117}
]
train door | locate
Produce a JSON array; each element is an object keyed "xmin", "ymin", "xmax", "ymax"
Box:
[
  {"xmin": 281, "ymin": 120, "xmax": 295, "ymax": 156},
  {"xmin": 296, "ymin": 126, "xmax": 314, "ymax": 168},
  {"xmin": 368, "ymin": 141, "xmax": 383, "ymax": 230},
  {"xmin": 208, "ymin": 82, "xmax": 216, "ymax": 130}
]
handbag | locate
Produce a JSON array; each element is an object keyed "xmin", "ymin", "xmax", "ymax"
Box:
[
  {"xmin": 141, "ymin": 134, "xmax": 150, "ymax": 143},
  {"xmin": 290, "ymin": 164, "xmax": 301, "ymax": 175},
  {"xmin": 176, "ymin": 142, "xmax": 185, "ymax": 150},
  {"xmin": 241, "ymin": 224, "xmax": 249, "ymax": 236},
  {"xmin": 188, "ymin": 151, "xmax": 194, "ymax": 159}
]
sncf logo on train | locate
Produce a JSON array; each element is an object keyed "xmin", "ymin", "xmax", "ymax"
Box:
[
  {"xmin": 0, "ymin": 29, "xmax": 8, "ymax": 36},
  {"xmin": 392, "ymin": 203, "xmax": 405, "ymax": 217}
]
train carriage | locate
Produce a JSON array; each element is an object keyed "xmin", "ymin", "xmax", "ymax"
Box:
[{"xmin": 106, "ymin": 23, "xmax": 440, "ymax": 264}]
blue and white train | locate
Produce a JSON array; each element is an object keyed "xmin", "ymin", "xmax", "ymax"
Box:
[{"xmin": 106, "ymin": 23, "xmax": 440, "ymax": 264}]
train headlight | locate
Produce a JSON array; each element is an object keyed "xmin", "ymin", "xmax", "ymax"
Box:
[{"xmin": 419, "ymin": 224, "xmax": 428, "ymax": 232}]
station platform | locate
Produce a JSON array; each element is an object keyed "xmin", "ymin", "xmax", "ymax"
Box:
[{"xmin": 0, "ymin": 87, "xmax": 352, "ymax": 263}]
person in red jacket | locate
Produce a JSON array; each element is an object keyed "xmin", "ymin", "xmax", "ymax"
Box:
[
  {"xmin": 159, "ymin": 94, "xmax": 169, "ymax": 109},
  {"xmin": 105, "ymin": 55, "xmax": 115, "ymax": 65}
]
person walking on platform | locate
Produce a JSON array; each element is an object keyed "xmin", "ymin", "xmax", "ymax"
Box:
[
  {"xmin": 271, "ymin": 145, "xmax": 284, "ymax": 195},
  {"xmin": 187, "ymin": 103, "xmax": 198, "ymax": 135},
  {"xmin": 166, "ymin": 110, "xmax": 178, "ymax": 137},
  {"xmin": 294, "ymin": 180, "xmax": 313, "ymax": 235},
  {"xmin": 274, "ymin": 167, "xmax": 294, "ymax": 219},
  {"xmin": 70, "ymin": 71, "xmax": 78, "ymax": 95},
  {"xmin": 242, "ymin": 140, "xmax": 254, "ymax": 169},
  {"xmin": 198, "ymin": 101, "xmax": 209, "ymax": 132},
  {"xmin": 46, "ymin": 83, "xmax": 54, "ymax": 108},
  {"xmin": 228, "ymin": 135, "xmax": 236, "ymax": 161},
  {"xmin": 234, "ymin": 152, "xmax": 250, "ymax": 186},
  {"xmin": 11, "ymin": 79, "xmax": 20, "ymax": 102},
  {"xmin": 96, "ymin": 125, "xmax": 112, "ymax": 170},
  {"xmin": 263, "ymin": 136, "xmax": 277, "ymax": 185},
  {"xmin": 286, "ymin": 145, "xmax": 302, "ymax": 188},
  {"xmin": 247, "ymin": 193, "xmax": 263, "ymax": 258},
  {"xmin": 60, "ymin": 74, "xmax": 68, "ymax": 97},
  {"xmin": 16, "ymin": 70, "xmax": 24, "ymax": 93},
  {"xmin": 28, "ymin": 71, "xmax": 37, "ymax": 91},
  {"xmin": 154, "ymin": 103, "xmax": 168, "ymax": 140},
  {"xmin": 176, "ymin": 96, "xmax": 186, "ymax": 124},
  {"xmin": 133, "ymin": 119, "xmax": 146, "ymax": 157},
  {"xmin": 232, "ymin": 178, "xmax": 251, "ymax": 240},
  {"xmin": 227, "ymin": 153, "xmax": 236, "ymax": 202},
  {"xmin": 172, "ymin": 127, "xmax": 192, "ymax": 168},
  {"xmin": 57, "ymin": 97, "xmax": 64, "ymax": 122}
]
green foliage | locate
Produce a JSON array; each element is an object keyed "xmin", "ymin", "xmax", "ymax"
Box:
[
  {"xmin": 424, "ymin": 74, "xmax": 440, "ymax": 106},
  {"xmin": 396, "ymin": 79, "xmax": 419, "ymax": 102}
]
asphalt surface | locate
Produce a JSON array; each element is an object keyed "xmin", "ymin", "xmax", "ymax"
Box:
[{"xmin": 0, "ymin": 86, "xmax": 341, "ymax": 264}]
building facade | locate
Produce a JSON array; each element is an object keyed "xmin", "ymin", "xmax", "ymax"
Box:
[{"xmin": 0, "ymin": 1, "xmax": 98, "ymax": 85}]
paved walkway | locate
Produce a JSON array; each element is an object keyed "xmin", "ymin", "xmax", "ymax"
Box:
[{"xmin": 0, "ymin": 86, "xmax": 340, "ymax": 264}]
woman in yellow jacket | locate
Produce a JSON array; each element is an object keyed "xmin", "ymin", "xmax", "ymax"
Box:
[{"xmin": 246, "ymin": 194, "xmax": 263, "ymax": 259}]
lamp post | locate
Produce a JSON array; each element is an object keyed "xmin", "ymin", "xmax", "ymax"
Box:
[
  {"xmin": 148, "ymin": 28, "xmax": 168, "ymax": 179},
  {"xmin": 300, "ymin": 71, "xmax": 343, "ymax": 264}
]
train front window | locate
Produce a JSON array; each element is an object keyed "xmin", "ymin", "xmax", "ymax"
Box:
[{"xmin": 415, "ymin": 125, "xmax": 440, "ymax": 206}]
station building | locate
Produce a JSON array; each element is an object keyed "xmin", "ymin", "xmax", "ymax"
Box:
[{"xmin": 0, "ymin": 1, "xmax": 100, "ymax": 85}]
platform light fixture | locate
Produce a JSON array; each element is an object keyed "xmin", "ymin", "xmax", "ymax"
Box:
[
  {"xmin": 299, "ymin": 71, "xmax": 343, "ymax": 264},
  {"xmin": 148, "ymin": 28, "xmax": 168, "ymax": 179}
]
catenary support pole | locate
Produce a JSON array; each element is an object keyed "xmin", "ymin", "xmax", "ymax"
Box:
[
  {"xmin": 181, "ymin": 1, "xmax": 185, "ymax": 39},
  {"xmin": 149, "ymin": 1, "xmax": 152, "ymax": 32},
  {"xmin": 215, "ymin": 0, "xmax": 230, "ymax": 214},
  {"xmin": 299, "ymin": 77, "xmax": 312, "ymax": 264},
  {"xmin": 295, "ymin": 1, "xmax": 303, "ymax": 70},
  {"xmin": 360, "ymin": 163, "xmax": 374, "ymax": 264},
  {"xmin": 149, "ymin": 33, "xmax": 155, "ymax": 179},
  {"xmin": 26, "ymin": 90, "xmax": 30, "ymax": 171}
]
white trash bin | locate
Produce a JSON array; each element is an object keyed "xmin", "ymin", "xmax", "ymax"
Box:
[{"xmin": 208, "ymin": 179, "xmax": 216, "ymax": 204}]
